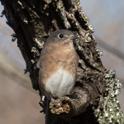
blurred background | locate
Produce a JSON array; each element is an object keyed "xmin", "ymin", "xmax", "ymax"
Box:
[{"xmin": 0, "ymin": 0, "xmax": 124, "ymax": 124}]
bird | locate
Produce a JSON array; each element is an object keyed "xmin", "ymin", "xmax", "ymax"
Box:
[{"xmin": 38, "ymin": 29, "xmax": 78, "ymax": 98}]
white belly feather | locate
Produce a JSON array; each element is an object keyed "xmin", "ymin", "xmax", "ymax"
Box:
[{"xmin": 45, "ymin": 68, "xmax": 75, "ymax": 97}]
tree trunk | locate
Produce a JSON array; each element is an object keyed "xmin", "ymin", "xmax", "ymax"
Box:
[{"xmin": 1, "ymin": 0, "xmax": 123, "ymax": 124}]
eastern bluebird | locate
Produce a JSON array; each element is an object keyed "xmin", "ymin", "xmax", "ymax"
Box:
[{"xmin": 38, "ymin": 30, "xmax": 78, "ymax": 98}]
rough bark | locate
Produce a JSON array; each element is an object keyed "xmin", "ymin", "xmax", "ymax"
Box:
[{"xmin": 1, "ymin": 0, "xmax": 123, "ymax": 124}]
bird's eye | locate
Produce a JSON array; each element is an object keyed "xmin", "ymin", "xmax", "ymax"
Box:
[{"xmin": 58, "ymin": 33, "xmax": 64, "ymax": 39}]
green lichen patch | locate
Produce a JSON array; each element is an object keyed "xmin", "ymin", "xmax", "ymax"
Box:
[{"xmin": 94, "ymin": 70, "xmax": 124, "ymax": 124}]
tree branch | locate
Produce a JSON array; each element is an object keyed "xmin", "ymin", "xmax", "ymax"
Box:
[{"xmin": 1, "ymin": 0, "xmax": 123, "ymax": 124}]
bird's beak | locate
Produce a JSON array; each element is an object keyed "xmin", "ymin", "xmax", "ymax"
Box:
[
  {"xmin": 71, "ymin": 33, "xmax": 78, "ymax": 41},
  {"xmin": 70, "ymin": 34, "xmax": 74, "ymax": 40}
]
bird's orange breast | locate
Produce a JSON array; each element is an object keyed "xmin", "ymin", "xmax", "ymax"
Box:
[{"xmin": 39, "ymin": 40, "xmax": 78, "ymax": 97}]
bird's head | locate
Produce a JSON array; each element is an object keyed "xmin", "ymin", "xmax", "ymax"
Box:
[{"xmin": 47, "ymin": 30, "xmax": 76, "ymax": 43}]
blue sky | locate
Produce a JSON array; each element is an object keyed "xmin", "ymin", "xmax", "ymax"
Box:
[
  {"xmin": 0, "ymin": 3, "xmax": 25, "ymax": 68},
  {"xmin": 81, "ymin": 0, "xmax": 124, "ymax": 37}
]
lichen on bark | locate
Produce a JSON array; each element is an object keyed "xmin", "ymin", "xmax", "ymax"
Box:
[{"xmin": 94, "ymin": 70, "xmax": 124, "ymax": 124}]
